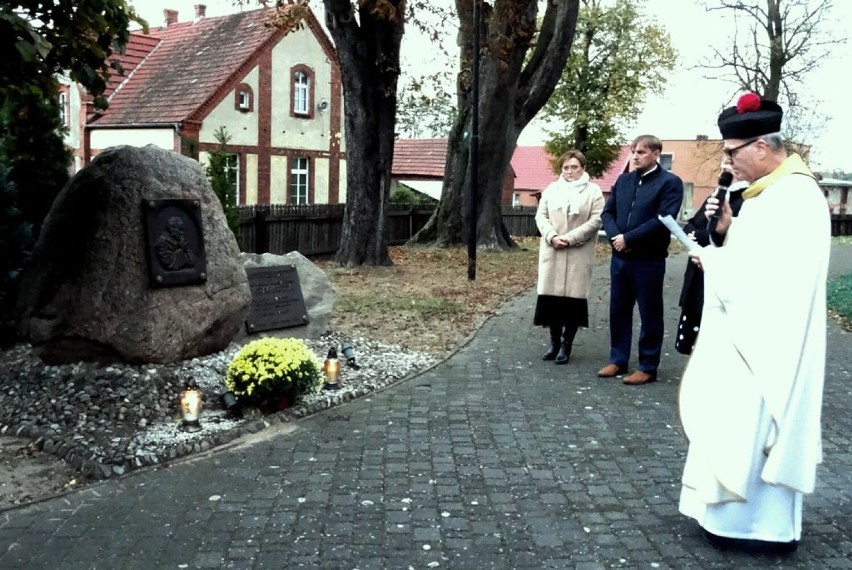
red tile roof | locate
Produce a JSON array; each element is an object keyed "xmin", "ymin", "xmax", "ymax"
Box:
[
  {"xmin": 392, "ymin": 138, "xmax": 448, "ymax": 178},
  {"xmin": 511, "ymin": 146, "xmax": 558, "ymax": 191},
  {"xmin": 392, "ymin": 140, "xmax": 633, "ymax": 195},
  {"xmin": 92, "ymin": 8, "xmax": 280, "ymax": 125},
  {"xmin": 590, "ymin": 146, "xmax": 631, "ymax": 191},
  {"xmin": 104, "ymin": 33, "xmax": 160, "ymax": 100}
]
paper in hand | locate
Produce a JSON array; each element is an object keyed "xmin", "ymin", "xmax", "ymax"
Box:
[{"xmin": 658, "ymin": 214, "xmax": 697, "ymax": 252}]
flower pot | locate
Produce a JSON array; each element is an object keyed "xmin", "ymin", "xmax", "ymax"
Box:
[{"xmin": 257, "ymin": 393, "xmax": 293, "ymax": 414}]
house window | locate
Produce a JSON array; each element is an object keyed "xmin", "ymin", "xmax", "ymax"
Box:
[
  {"xmin": 226, "ymin": 154, "xmax": 240, "ymax": 204},
  {"xmin": 512, "ymin": 193, "xmax": 521, "ymax": 207},
  {"xmin": 660, "ymin": 153, "xmax": 673, "ymax": 171},
  {"xmin": 294, "ymin": 72, "xmax": 309, "ymax": 114},
  {"xmin": 58, "ymin": 91, "xmax": 68, "ymax": 125},
  {"xmin": 290, "ymin": 65, "xmax": 315, "ymax": 118},
  {"xmin": 235, "ymin": 84, "xmax": 253, "ymax": 112},
  {"xmin": 289, "ymin": 157, "xmax": 309, "ymax": 204}
]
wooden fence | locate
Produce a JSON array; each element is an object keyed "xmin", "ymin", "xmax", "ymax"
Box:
[
  {"xmin": 832, "ymin": 214, "xmax": 852, "ymax": 237},
  {"xmin": 237, "ymin": 204, "xmax": 541, "ymax": 255},
  {"xmin": 237, "ymin": 204, "xmax": 852, "ymax": 256}
]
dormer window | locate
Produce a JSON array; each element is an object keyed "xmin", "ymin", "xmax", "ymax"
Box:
[
  {"xmin": 290, "ymin": 65, "xmax": 315, "ymax": 118},
  {"xmin": 234, "ymin": 83, "xmax": 253, "ymax": 112}
]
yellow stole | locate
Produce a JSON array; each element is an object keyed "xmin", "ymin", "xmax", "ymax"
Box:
[{"xmin": 743, "ymin": 153, "xmax": 814, "ymax": 200}]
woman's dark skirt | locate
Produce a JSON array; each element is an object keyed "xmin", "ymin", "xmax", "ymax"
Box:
[{"xmin": 533, "ymin": 295, "xmax": 589, "ymax": 328}]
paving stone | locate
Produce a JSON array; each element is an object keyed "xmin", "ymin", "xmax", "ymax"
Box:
[{"xmin": 1, "ymin": 249, "xmax": 851, "ymax": 568}]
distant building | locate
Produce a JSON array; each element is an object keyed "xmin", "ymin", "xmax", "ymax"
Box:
[
  {"xmin": 820, "ymin": 178, "xmax": 850, "ymax": 214},
  {"xmin": 59, "ymin": 5, "xmax": 345, "ymax": 205}
]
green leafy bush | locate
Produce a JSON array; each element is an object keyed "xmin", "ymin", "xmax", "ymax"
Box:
[
  {"xmin": 205, "ymin": 126, "xmax": 240, "ymax": 239},
  {"xmin": 0, "ymin": 162, "xmax": 32, "ymax": 346},
  {"xmin": 827, "ymin": 273, "xmax": 852, "ymax": 329},
  {"xmin": 226, "ymin": 338, "xmax": 322, "ymax": 406}
]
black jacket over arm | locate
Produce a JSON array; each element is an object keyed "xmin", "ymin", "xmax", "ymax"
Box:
[
  {"xmin": 677, "ymin": 188, "xmax": 746, "ymax": 312},
  {"xmin": 601, "ymin": 165, "xmax": 684, "ymax": 260}
]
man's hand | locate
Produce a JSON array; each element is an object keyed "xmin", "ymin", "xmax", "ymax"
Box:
[{"xmin": 611, "ymin": 234, "xmax": 628, "ymax": 252}]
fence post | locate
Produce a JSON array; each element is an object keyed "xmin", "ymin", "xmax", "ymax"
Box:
[{"xmin": 254, "ymin": 207, "xmax": 268, "ymax": 254}]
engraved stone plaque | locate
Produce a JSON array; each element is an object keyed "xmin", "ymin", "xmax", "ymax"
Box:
[
  {"xmin": 245, "ymin": 265, "xmax": 309, "ymax": 333},
  {"xmin": 143, "ymin": 199, "xmax": 207, "ymax": 288}
]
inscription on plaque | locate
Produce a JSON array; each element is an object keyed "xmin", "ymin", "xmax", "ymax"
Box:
[
  {"xmin": 245, "ymin": 265, "xmax": 309, "ymax": 333},
  {"xmin": 142, "ymin": 199, "xmax": 207, "ymax": 288}
]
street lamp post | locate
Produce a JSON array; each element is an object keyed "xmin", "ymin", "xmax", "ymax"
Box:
[{"xmin": 468, "ymin": 0, "xmax": 481, "ymax": 282}]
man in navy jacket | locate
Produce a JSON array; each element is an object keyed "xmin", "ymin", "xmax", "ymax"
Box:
[{"xmin": 598, "ymin": 135, "xmax": 684, "ymax": 385}]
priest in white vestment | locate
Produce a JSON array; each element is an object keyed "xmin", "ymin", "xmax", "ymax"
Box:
[{"xmin": 677, "ymin": 93, "xmax": 830, "ymax": 554}]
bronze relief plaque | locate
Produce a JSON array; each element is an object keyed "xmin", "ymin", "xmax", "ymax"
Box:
[
  {"xmin": 245, "ymin": 265, "xmax": 309, "ymax": 333},
  {"xmin": 143, "ymin": 199, "xmax": 207, "ymax": 288}
]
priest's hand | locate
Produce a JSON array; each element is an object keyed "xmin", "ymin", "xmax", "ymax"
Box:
[
  {"xmin": 705, "ymin": 197, "xmax": 734, "ymax": 235},
  {"xmin": 688, "ymin": 249, "xmax": 703, "ymax": 270}
]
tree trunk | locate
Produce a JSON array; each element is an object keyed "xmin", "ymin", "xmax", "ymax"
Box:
[
  {"xmin": 323, "ymin": 0, "xmax": 404, "ymax": 267},
  {"xmin": 412, "ymin": 0, "xmax": 579, "ymax": 249}
]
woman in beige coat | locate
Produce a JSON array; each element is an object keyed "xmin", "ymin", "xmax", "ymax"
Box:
[{"xmin": 534, "ymin": 150, "xmax": 605, "ymax": 364}]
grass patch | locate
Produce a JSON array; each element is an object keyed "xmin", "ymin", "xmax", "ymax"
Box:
[
  {"xmin": 828, "ymin": 273, "xmax": 852, "ymax": 331},
  {"xmin": 337, "ymin": 294, "xmax": 463, "ymax": 319}
]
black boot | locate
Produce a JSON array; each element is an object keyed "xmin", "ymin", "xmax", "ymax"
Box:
[
  {"xmin": 554, "ymin": 343, "xmax": 571, "ymax": 364},
  {"xmin": 555, "ymin": 325, "xmax": 578, "ymax": 365},
  {"xmin": 542, "ymin": 326, "xmax": 561, "ymax": 360}
]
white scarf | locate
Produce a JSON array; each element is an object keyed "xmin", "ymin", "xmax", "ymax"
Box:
[{"xmin": 555, "ymin": 171, "xmax": 590, "ymax": 215}]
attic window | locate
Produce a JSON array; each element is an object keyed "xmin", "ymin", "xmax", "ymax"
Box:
[{"xmin": 235, "ymin": 84, "xmax": 253, "ymax": 112}]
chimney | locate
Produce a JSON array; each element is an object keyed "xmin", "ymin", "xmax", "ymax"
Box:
[
  {"xmin": 164, "ymin": 9, "xmax": 178, "ymax": 26},
  {"xmin": 696, "ymin": 134, "xmax": 708, "ymax": 141},
  {"xmin": 194, "ymin": 4, "xmax": 207, "ymax": 19}
]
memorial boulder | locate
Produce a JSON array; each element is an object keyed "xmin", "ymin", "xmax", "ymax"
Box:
[
  {"xmin": 239, "ymin": 251, "xmax": 335, "ymax": 340},
  {"xmin": 17, "ymin": 145, "xmax": 251, "ymax": 364}
]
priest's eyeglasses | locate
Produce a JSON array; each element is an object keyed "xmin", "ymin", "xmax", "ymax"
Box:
[{"xmin": 723, "ymin": 138, "xmax": 759, "ymax": 159}]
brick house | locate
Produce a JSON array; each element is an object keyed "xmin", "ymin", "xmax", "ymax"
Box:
[
  {"xmin": 391, "ymin": 138, "xmax": 515, "ymax": 204},
  {"xmin": 391, "ymin": 139, "xmax": 633, "ymax": 207},
  {"xmin": 513, "ymin": 138, "xmax": 730, "ymax": 218},
  {"xmin": 510, "ymin": 146, "xmax": 632, "ymax": 206},
  {"xmin": 59, "ymin": 5, "xmax": 345, "ymax": 205}
]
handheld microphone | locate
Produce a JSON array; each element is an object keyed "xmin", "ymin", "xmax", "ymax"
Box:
[{"xmin": 707, "ymin": 170, "xmax": 734, "ymax": 234}]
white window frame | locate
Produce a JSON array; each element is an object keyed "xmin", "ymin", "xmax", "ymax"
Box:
[
  {"xmin": 293, "ymin": 71, "xmax": 310, "ymax": 115},
  {"xmin": 512, "ymin": 193, "xmax": 521, "ymax": 207},
  {"xmin": 58, "ymin": 91, "xmax": 68, "ymax": 125},
  {"xmin": 289, "ymin": 157, "xmax": 309, "ymax": 204},
  {"xmin": 226, "ymin": 153, "xmax": 240, "ymax": 204},
  {"xmin": 238, "ymin": 90, "xmax": 250, "ymax": 110}
]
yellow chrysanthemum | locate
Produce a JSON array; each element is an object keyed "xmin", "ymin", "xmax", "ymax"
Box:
[{"xmin": 225, "ymin": 338, "xmax": 322, "ymax": 405}]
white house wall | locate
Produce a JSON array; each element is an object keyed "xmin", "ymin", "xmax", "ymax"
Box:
[
  {"xmin": 270, "ymin": 156, "xmax": 287, "ymax": 203},
  {"xmin": 270, "ymin": 27, "xmax": 332, "ymax": 150},
  {"xmin": 200, "ymin": 67, "xmax": 260, "ymax": 146},
  {"xmin": 246, "ymin": 154, "xmax": 259, "ymax": 205},
  {"xmin": 89, "ymin": 128, "xmax": 176, "ymax": 151}
]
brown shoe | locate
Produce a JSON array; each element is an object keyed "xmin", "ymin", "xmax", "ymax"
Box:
[
  {"xmin": 597, "ymin": 363, "xmax": 626, "ymax": 377},
  {"xmin": 623, "ymin": 370, "xmax": 657, "ymax": 385}
]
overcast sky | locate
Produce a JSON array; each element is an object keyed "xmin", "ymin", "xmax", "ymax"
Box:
[{"xmin": 131, "ymin": 0, "xmax": 852, "ymax": 170}]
